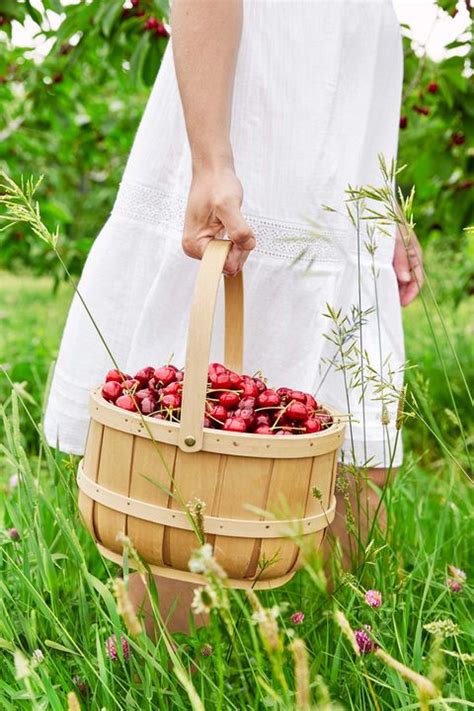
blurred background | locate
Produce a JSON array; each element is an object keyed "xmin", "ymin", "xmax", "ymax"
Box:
[{"xmin": 0, "ymin": 0, "xmax": 472, "ymax": 467}]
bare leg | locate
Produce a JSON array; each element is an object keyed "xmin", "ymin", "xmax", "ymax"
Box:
[
  {"xmin": 127, "ymin": 573, "xmax": 209, "ymax": 639},
  {"xmin": 324, "ymin": 466, "xmax": 397, "ymax": 571}
]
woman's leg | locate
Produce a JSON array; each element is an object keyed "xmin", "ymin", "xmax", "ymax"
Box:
[
  {"xmin": 128, "ymin": 574, "xmax": 209, "ymax": 639},
  {"xmin": 325, "ymin": 466, "xmax": 398, "ymax": 570}
]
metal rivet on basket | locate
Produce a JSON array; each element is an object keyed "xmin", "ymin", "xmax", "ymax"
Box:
[{"xmin": 184, "ymin": 435, "xmax": 196, "ymax": 447}]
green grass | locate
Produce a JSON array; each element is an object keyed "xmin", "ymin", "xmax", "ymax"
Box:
[{"xmin": 0, "ymin": 267, "xmax": 473, "ymax": 710}]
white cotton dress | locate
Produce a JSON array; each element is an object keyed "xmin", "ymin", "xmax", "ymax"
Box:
[{"xmin": 44, "ymin": 0, "xmax": 405, "ymax": 468}]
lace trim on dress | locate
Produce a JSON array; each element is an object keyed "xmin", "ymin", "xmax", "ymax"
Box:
[{"xmin": 112, "ymin": 180, "xmax": 395, "ymax": 264}]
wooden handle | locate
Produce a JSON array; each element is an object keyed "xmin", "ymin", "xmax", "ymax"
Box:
[{"xmin": 178, "ymin": 239, "xmax": 244, "ymax": 452}]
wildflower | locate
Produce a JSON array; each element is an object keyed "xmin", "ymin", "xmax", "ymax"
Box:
[
  {"xmin": 446, "ymin": 578, "xmax": 462, "ymax": 593},
  {"xmin": 104, "ymin": 633, "xmax": 130, "ymax": 661},
  {"xmin": 355, "ymin": 625, "xmax": 378, "ymax": 655},
  {"xmin": 188, "ymin": 543, "xmax": 213, "ymax": 574},
  {"xmin": 191, "ymin": 585, "xmax": 218, "ymax": 615},
  {"xmin": 200, "ymin": 643, "xmax": 213, "ymax": 657},
  {"xmin": 72, "ymin": 675, "xmax": 88, "ymax": 696},
  {"xmin": 7, "ymin": 528, "xmax": 20, "ymax": 541},
  {"xmin": 8, "ymin": 474, "xmax": 19, "ymax": 491},
  {"xmin": 290, "ymin": 611, "xmax": 305, "ymax": 625},
  {"xmin": 32, "ymin": 648, "xmax": 44, "ymax": 664},
  {"xmin": 365, "ymin": 589, "xmax": 382, "ymax": 608},
  {"xmin": 113, "ymin": 578, "xmax": 143, "ymax": 636},
  {"xmin": 448, "ymin": 565, "xmax": 466, "ymax": 582},
  {"xmin": 423, "ymin": 619, "xmax": 460, "ymax": 638}
]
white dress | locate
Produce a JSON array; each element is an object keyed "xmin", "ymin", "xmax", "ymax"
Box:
[{"xmin": 44, "ymin": 0, "xmax": 405, "ymax": 468}]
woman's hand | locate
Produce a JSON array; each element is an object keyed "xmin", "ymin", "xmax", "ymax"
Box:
[
  {"xmin": 392, "ymin": 225, "xmax": 424, "ymax": 307},
  {"xmin": 182, "ymin": 164, "xmax": 256, "ymax": 276}
]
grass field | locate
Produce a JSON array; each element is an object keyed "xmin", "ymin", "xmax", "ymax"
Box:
[{"xmin": 0, "ymin": 265, "xmax": 472, "ymax": 710}]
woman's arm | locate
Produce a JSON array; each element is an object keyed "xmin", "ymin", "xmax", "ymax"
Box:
[{"xmin": 171, "ymin": 0, "xmax": 255, "ymax": 275}]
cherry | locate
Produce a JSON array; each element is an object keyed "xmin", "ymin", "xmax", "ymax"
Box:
[
  {"xmin": 121, "ymin": 378, "xmax": 140, "ymax": 392},
  {"xmin": 105, "ymin": 369, "xmax": 130, "ymax": 383},
  {"xmin": 228, "ymin": 371, "xmax": 243, "ymax": 389},
  {"xmin": 102, "ymin": 381, "xmax": 122, "ymax": 402},
  {"xmin": 175, "ymin": 369, "xmax": 184, "ymax": 382},
  {"xmin": 134, "ymin": 388, "xmax": 153, "ymax": 404},
  {"xmin": 304, "ymin": 417, "xmax": 322, "ymax": 433},
  {"xmin": 286, "ymin": 402, "xmax": 308, "ymax": 421},
  {"xmin": 224, "ymin": 417, "xmax": 247, "ymax": 432},
  {"xmin": 209, "ymin": 404, "xmax": 228, "ymax": 423},
  {"xmin": 239, "ymin": 396, "xmax": 256, "ymax": 409},
  {"xmin": 427, "ymin": 81, "xmax": 439, "ymax": 94},
  {"xmin": 152, "ymin": 412, "xmax": 165, "ymax": 420},
  {"xmin": 208, "ymin": 362, "xmax": 226, "ymax": 376},
  {"xmin": 162, "ymin": 381, "xmax": 182, "ymax": 395},
  {"xmin": 254, "ymin": 413, "xmax": 272, "ymax": 428},
  {"xmin": 276, "ymin": 387, "xmax": 291, "ymax": 402},
  {"xmin": 134, "ymin": 366, "xmax": 155, "ymax": 385},
  {"xmin": 219, "ymin": 391, "xmax": 241, "ymax": 410},
  {"xmin": 256, "ymin": 389, "xmax": 281, "ymax": 408},
  {"xmin": 234, "ymin": 407, "xmax": 256, "ymax": 428},
  {"xmin": 131, "ymin": 0, "xmax": 140, "ymax": 5},
  {"xmin": 275, "ymin": 430, "xmax": 293, "ymax": 436},
  {"xmin": 154, "ymin": 366, "xmax": 176, "ymax": 386},
  {"xmin": 203, "ymin": 415, "xmax": 212, "ymax": 428},
  {"xmin": 161, "ymin": 393, "xmax": 181, "ymax": 409},
  {"xmin": 451, "ymin": 131, "xmax": 465, "ymax": 146},
  {"xmin": 254, "ymin": 377, "xmax": 267, "ymax": 393},
  {"xmin": 140, "ymin": 396, "xmax": 157, "ymax": 415},
  {"xmin": 305, "ymin": 394, "xmax": 318, "ymax": 412},
  {"xmin": 144, "ymin": 16, "xmax": 160, "ymax": 30},
  {"xmin": 209, "ymin": 371, "xmax": 232, "ymax": 389},
  {"xmin": 318, "ymin": 413, "xmax": 333, "ymax": 428},
  {"xmin": 154, "ymin": 21, "xmax": 169, "ymax": 38},
  {"xmin": 288, "ymin": 390, "xmax": 306, "ymax": 404},
  {"xmin": 241, "ymin": 380, "xmax": 259, "ymax": 398},
  {"xmin": 254, "ymin": 425, "xmax": 275, "ymax": 435},
  {"xmin": 116, "ymin": 395, "xmax": 137, "ymax": 412}
]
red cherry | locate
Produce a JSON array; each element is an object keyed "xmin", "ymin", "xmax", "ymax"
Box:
[
  {"xmin": 399, "ymin": 115, "xmax": 408, "ymax": 129},
  {"xmin": 209, "ymin": 404, "xmax": 228, "ymax": 423},
  {"xmin": 131, "ymin": 0, "xmax": 140, "ymax": 5},
  {"xmin": 134, "ymin": 366, "xmax": 155, "ymax": 385},
  {"xmin": 256, "ymin": 389, "xmax": 281, "ymax": 408},
  {"xmin": 304, "ymin": 417, "xmax": 322, "ymax": 433},
  {"xmin": 203, "ymin": 415, "xmax": 212, "ymax": 428},
  {"xmin": 154, "ymin": 366, "xmax": 176, "ymax": 386},
  {"xmin": 218, "ymin": 391, "xmax": 241, "ymax": 410},
  {"xmin": 175, "ymin": 369, "xmax": 184, "ymax": 382},
  {"xmin": 134, "ymin": 388, "xmax": 153, "ymax": 404},
  {"xmin": 224, "ymin": 417, "xmax": 248, "ymax": 432},
  {"xmin": 105, "ymin": 369, "xmax": 130, "ymax": 383},
  {"xmin": 234, "ymin": 407, "xmax": 255, "ymax": 428},
  {"xmin": 318, "ymin": 412, "xmax": 333, "ymax": 428},
  {"xmin": 276, "ymin": 387, "xmax": 291, "ymax": 402},
  {"xmin": 288, "ymin": 390, "xmax": 306, "ymax": 404},
  {"xmin": 275, "ymin": 430, "xmax": 293, "ymax": 436},
  {"xmin": 242, "ymin": 380, "xmax": 259, "ymax": 398},
  {"xmin": 102, "ymin": 381, "xmax": 122, "ymax": 402},
  {"xmin": 228, "ymin": 371, "xmax": 243, "ymax": 390},
  {"xmin": 116, "ymin": 395, "xmax": 137, "ymax": 412},
  {"xmin": 140, "ymin": 396, "xmax": 157, "ymax": 415},
  {"xmin": 239, "ymin": 396, "xmax": 256, "ymax": 409},
  {"xmin": 162, "ymin": 381, "xmax": 183, "ymax": 395},
  {"xmin": 121, "ymin": 378, "xmax": 140, "ymax": 392},
  {"xmin": 254, "ymin": 413, "xmax": 272, "ymax": 428},
  {"xmin": 305, "ymin": 394, "xmax": 318, "ymax": 412},
  {"xmin": 451, "ymin": 131, "xmax": 465, "ymax": 146},
  {"xmin": 286, "ymin": 402, "xmax": 308, "ymax": 421},
  {"xmin": 152, "ymin": 412, "xmax": 165, "ymax": 420},
  {"xmin": 254, "ymin": 377, "xmax": 267, "ymax": 393},
  {"xmin": 208, "ymin": 362, "xmax": 226, "ymax": 376},
  {"xmin": 254, "ymin": 425, "xmax": 275, "ymax": 435},
  {"xmin": 427, "ymin": 81, "xmax": 439, "ymax": 94},
  {"xmin": 161, "ymin": 393, "xmax": 181, "ymax": 409}
]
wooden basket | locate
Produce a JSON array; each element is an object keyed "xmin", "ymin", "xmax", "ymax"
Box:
[{"xmin": 77, "ymin": 239, "xmax": 346, "ymax": 590}]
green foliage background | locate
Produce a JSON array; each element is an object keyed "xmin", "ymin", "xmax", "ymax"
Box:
[{"xmin": 0, "ymin": 0, "xmax": 473, "ymax": 293}]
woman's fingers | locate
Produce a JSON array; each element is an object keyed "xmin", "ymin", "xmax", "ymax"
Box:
[{"xmin": 393, "ymin": 228, "xmax": 424, "ymax": 307}]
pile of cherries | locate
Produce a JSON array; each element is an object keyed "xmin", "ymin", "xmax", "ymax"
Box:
[{"xmin": 101, "ymin": 363, "xmax": 333, "ymax": 436}]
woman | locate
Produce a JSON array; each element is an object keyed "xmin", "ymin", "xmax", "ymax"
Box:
[{"xmin": 44, "ymin": 0, "xmax": 423, "ymax": 635}]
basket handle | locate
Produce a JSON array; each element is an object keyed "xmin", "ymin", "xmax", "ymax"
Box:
[{"xmin": 178, "ymin": 239, "xmax": 244, "ymax": 452}]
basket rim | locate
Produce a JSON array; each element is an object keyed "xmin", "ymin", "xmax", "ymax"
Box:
[{"xmin": 89, "ymin": 385, "xmax": 346, "ymax": 458}]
